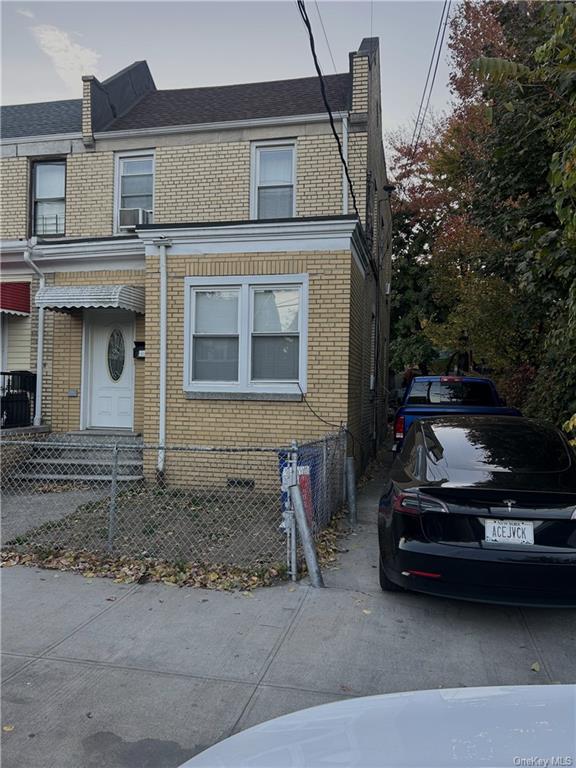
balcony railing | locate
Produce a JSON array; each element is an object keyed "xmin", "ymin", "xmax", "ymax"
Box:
[{"xmin": 1, "ymin": 371, "xmax": 36, "ymax": 429}]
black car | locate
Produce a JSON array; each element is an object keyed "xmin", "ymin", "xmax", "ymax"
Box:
[{"xmin": 378, "ymin": 416, "xmax": 576, "ymax": 607}]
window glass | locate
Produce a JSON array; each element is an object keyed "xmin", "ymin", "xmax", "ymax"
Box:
[
  {"xmin": 259, "ymin": 149, "xmax": 293, "ymax": 185},
  {"xmin": 257, "ymin": 187, "xmax": 293, "ymax": 219},
  {"xmin": 35, "ymin": 163, "xmax": 65, "ymax": 199},
  {"xmin": 255, "ymin": 145, "xmax": 294, "ymax": 219},
  {"xmin": 35, "ymin": 201, "xmax": 65, "ymax": 235},
  {"xmin": 193, "ymin": 338, "xmax": 239, "ymax": 381},
  {"xmin": 33, "ymin": 162, "xmax": 65, "ymax": 235},
  {"xmin": 195, "ymin": 291, "xmax": 238, "ymax": 334},
  {"xmin": 122, "ymin": 158, "xmax": 153, "ymax": 175},
  {"xmin": 252, "ymin": 336, "xmax": 299, "ymax": 380},
  {"xmin": 107, "ymin": 329, "xmax": 125, "ymax": 381},
  {"xmin": 192, "ymin": 290, "xmax": 239, "ymax": 382},
  {"xmin": 253, "ymin": 289, "xmax": 299, "ymax": 333},
  {"xmin": 119, "ymin": 156, "xmax": 153, "ymax": 214},
  {"xmin": 406, "ymin": 380, "xmax": 495, "ymax": 406},
  {"xmin": 187, "ymin": 278, "xmax": 306, "ymax": 390},
  {"xmin": 121, "ymin": 175, "xmax": 153, "ymax": 197}
]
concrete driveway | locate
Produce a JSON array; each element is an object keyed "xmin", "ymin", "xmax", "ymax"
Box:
[{"xmin": 2, "ymin": 473, "xmax": 575, "ymax": 768}]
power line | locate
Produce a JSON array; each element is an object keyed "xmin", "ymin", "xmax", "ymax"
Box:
[
  {"xmin": 409, "ymin": 0, "xmax": 448, "ymax": 152},
  {"xmin": 412, "ymin": 0, "xmax": 451, "ymax": 154},
  {"xmin": 396, "ymin": 0, "xmax": 451, "ymax": 212},
  {"xmin": 313, "ymin": 1, "xmax": 338, "ymax": 74},
  {"xmin": 296, "ymin": 0, "xmax": 361, "ymax": 225}
]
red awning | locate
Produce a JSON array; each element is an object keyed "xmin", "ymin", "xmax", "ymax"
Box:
[{"xmin": 0, "ymin": 282, "xmax": 31, "ymax": 316}]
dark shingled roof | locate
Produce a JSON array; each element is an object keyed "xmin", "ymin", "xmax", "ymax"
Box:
[
  {"xmin": 104, "ymin": 73, "xmax": 351, "ymax": 132},
  {"xmin": 1, "ymin": 99, "xmax": 82, "ymax": 140},
  {"xmin": 0, "ymin": 72, "xmax": 350, "ymax": 139}
]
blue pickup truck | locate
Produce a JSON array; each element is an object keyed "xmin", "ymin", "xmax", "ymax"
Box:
[{"xmin": 393, "ymin": 375, "xmax": 522, "ymax": 450}]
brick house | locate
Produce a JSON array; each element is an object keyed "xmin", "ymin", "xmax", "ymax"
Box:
[{"xmin": 0, "ymin": 37, "xmax": 393, "ymax": 472}]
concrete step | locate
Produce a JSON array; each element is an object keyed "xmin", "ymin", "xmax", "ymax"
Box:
[
  {"xmin": 26, "ymin": 447, "xmax": 143, "ymax": 462},
  {"xmin": 44, "ymin": 432, "xmax": 143, "ymax": 446},
  {"xmin": 5, "ymin": 432, "xmax": 145, "ymax": 484},
  {"xmin": 13, "ymin": 473, "xmax": 144, "ymax": 483},
  {"xmin": 24, "ymin": 458, "xmax": 143, "ymax": 477}
]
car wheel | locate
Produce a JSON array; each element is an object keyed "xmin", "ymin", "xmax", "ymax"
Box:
[{"xmin": 379, "ymin": 556, "xmax": 402, "ymax": 592}]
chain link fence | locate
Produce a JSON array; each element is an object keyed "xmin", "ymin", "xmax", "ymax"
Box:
[{"xmin": 1, "ymin": 430, "xmax": 348, "ymax": 579}]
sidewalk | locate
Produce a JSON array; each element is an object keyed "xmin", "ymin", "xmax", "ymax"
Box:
[{"xmin": 2, "ymin": 471, "xmax": 575, "ymax": 768}]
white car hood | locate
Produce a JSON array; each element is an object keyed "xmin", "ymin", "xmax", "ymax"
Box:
[{"xmin": 180, "ymin": 685, "xmax": 576, "ymax": 768}]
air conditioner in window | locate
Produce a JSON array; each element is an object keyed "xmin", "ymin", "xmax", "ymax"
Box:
[{"xmin": 118, "ymin": 208, "xmax": 153, "ymax": 230}]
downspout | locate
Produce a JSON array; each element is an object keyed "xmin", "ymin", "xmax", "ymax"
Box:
[
  {"xmin": 154, "ymin": 237, "xmax": 171, "ymax": 477},
  {"xmin": 23, "ymin": 240, "xmax": 44, "ymax": 427},
  {"xmin": 342, "ymin": 115, "xmax": 349, "ymax": 215}
]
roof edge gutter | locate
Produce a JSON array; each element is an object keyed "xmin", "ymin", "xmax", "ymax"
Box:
[
  {"xmin": 0, "ymin": 132, "xmax": 82, "ymax": 146},
  {"xmin": 93, "ymin": 111, "xmax": 347, "ymax": 140}
]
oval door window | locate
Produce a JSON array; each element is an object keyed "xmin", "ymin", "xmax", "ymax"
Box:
[{"xmin": 107, "ymin": 329, "xmax": 125, "ymax": 381}]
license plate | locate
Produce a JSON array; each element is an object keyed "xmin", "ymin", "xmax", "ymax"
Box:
[{"xmin": 484, "ymin": 519, "xmax": 534, "ymax": 545}]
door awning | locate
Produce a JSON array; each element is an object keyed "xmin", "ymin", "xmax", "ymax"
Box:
[
  {"xmin": 35, "ymin": 285, "xmax": 145, "ymax": 314},
  {"xmin": 0, "ymin": 282, "xmax": 30, "ymax": 316}
]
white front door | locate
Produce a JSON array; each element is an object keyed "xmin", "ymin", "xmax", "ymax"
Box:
[{"xmin": 86, "ymin": 310, "xmax": 134, "ymax": 429}]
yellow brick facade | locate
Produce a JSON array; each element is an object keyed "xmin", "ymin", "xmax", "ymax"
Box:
[
  {"xmin": 1, "ymin": 132, "xmax": 347, "ymax": 242},
  {"xmin": 143, "ymin": 250, "xmax": 352, "ymax": 448},
  {"xmin": 40, "ymin": 249, "xmax": 375, "ymax": 469},
  {"xmin": 296, "ymin": 136, "xmax": 342, "ymax": 217},
  {"xmin": 0, "ymin": 158, "xmax": 29, "ymax": 239},
  {"xmin": 154, "ymin": 142, "xmax": 251, "ymax": 223},
  {"xmin": 65, "ymin": 153, "xmax": 115, "ymax": 238},
  {"xmin": 2, "ymin": 39, "xmax": 391, "ymax": 466},
  {"xmin": 351, "ymin": 57, "xmax": 369, "ymax": 113}
]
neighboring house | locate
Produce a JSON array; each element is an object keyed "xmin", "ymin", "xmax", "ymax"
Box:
[{"xmin": 0, "ymin": 37, "xmax": 392, "ymax": 472}]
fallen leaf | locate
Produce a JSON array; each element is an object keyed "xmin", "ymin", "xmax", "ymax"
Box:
[
  {"xmin": 531, "ymin": 662, "xmax": 541, "ymax": 673},
  {"xmin": 362, "ymin": 609, "xmax": 372, "ymax": 615},
  {"xmin": 3, "ymin": 725, "xmax": 14, "ymax": 732}
]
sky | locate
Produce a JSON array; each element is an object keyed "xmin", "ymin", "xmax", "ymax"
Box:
[{"xmin": 1, "ymin": 0, "xmax": 454, "ymax": 139}]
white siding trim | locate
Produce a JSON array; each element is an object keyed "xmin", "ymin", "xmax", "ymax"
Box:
[{"xmin": 93, "ymin": 112, "xmax": 346, "ymax": 140}]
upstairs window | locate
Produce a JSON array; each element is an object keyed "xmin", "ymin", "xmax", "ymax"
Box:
[
  {"xmin": 32, "ymin": 161, "xmax": 65, "ymax": 236},
  {"xmin": 116, "ymin": 152, "xmax": 154, "ymax": 231},
  {"xmin": 251, "ymin": 142, "xmax": 296, "ymax": 220}
]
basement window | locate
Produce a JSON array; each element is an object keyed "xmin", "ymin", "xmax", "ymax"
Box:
[{"xmin": 184, "ymin": 274, "xmax": 308, "ymax": 396}]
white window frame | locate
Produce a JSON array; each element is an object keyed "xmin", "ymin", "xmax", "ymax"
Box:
[
  {"xmin": 184, "ymin": 274, "xmax": 308, "ymax": 395},
  {"xmin": 32, "ymin": 159, "xmax": 66, "ymax": 237},
  {"xmin": 250, "ymin": 140, "xmax": 297, "ymax": 220},
  {"xmin": 114, "ymin": 149, "xmax": 155, "ymax": 233}
]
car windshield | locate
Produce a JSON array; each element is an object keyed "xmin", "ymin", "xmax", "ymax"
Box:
[
  {"xmin": 434, "ymin": 423, "xmax": 572, "ymax": 473},
  {"xmin": 407, "ymin": 380, "xmax": 495, "ymax": 406}
]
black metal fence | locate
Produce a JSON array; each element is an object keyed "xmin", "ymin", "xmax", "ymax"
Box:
[{"xmin": 0, "ymin": 371, "xmax": 36, "ymax": 429}]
